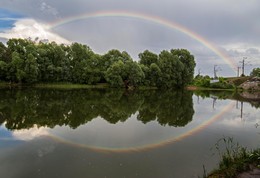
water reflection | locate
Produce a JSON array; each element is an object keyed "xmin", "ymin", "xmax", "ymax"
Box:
[
  {"xmin": 0, "ymin": 89, "xmax": 259, "ymax": 178},
  {"xmin": 194, "ymin": 90, "xmax": 260, "ymax": 109},
  {"xmin": 0, "ymin": 89, "xmax": 194, "ymax": 130}
]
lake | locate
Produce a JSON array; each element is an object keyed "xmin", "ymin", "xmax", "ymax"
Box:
[{"xmin": 0, "ymin": 88, "xmax": 259, "ymax": 178}]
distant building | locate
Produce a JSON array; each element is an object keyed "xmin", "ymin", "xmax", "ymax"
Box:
[{"xmin": 210, "ymin": 79, "xmax": 219, "ymax": 83}]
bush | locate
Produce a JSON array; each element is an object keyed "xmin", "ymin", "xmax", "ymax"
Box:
[
  {"xmin": 193, "ymin": 75, "xmax": 211, "ymax": 87},
  {"xmin": 210, "ymin": 82, "xmax": 234, "ymax": 89}
]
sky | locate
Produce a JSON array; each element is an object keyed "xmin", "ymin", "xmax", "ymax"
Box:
[{"xmin": 0, "ymin": 0, "xmax": 259, "ymax": 77}]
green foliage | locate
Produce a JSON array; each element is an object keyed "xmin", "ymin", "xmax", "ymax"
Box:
[
  {"xmin": 208, "ymin": 137, "xmax": 260, "ymax": 178},
  {"xmin": 149, "ymin": 63, "xmax": 162, "ymax": 87},
  {"xmin": 11, "ymin": 51, "xmax": 25, "ymax": 83},
  {"xmin": 210, "ymin": 77, "xmax": 234, "ymax": 89},
  {"xmin": 194, "ymin": 75, "xmax": 234, "ymax": 89},
  {"xmin": 193, "ymin": 75, "xmax": 211, "ymax": 87},
  {"xmin": 24, "ymin": 53, "xmax": 38, "ymax": 83},
  {"xmin": 138, "ymin": 50, "xmax": 158, "ymax": 66},
  {"xmin": 250, "ymin": 68, "xmax": 260, "ymax": 77},
  {"xmin": 0, "ymin": 60, "xmax": 7, "ymax": 81},
  {"xmin": 0, "ymin": 38, "xmax": 196, "ymax": 88},
  {"xmin": 170, "ymin": 49, "xmax": 196, "ymax": 85},
  {"xmin": 158, "ymin": 50, "xmax": 184, "ymax": 88},
  {"xmin": 124, "ymin": 61, "xmax": 145, "ymax": 87},
  {"xmin": 105, "ymin": 60, "xmax": 125, "ymax": 87},
  {"xmin": 210, "ymin": 82, "xmax": 234, "ymax": 89}
]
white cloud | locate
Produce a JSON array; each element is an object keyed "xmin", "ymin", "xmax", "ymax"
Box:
[
  {"xmin": 0, "ymin": 18, "xmax": 70, "ymax": 44},
  {"xmin": 12, "ymin": 125, "xmax": 50, "ymax": 141}
]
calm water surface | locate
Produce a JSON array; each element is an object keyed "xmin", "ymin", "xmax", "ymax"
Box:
[{"xmin": 0, "ymin": 88, "xmax": 259, "ymax": 178}]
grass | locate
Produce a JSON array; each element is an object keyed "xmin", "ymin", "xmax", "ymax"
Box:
[
  {"xmin": 225, "ymin": 76, "xmax": 251, "ymax": 86},
  {"xmin": 0, "ymin": 82, "xmax": 110, "ymax": 89},
  {"xmin": 187, "ymin": 85, "xmax": 238, "ymax": 92},
  {"xmin": 202, "ymin": 137, "xmax": 260, "ymax": 178},
  {"xmin": 33, "ymin": 82, "xmax": 110, "ymax": 89}
]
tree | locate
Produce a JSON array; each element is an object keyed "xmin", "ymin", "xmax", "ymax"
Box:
[
  {"xmin": 1, "ymin": 38, "xmax": 197, "ymax": 87},
  {"xmin": 83, "ymin": 56, "xmax": 102, "ymax": 84},
  {"xmin": 25, "ymin": 53, "xmax": 39, "ymax": 83},
  {"xmin": 250, "ymin": 68, "xmax": 260, "ymax": 77},
  {"xmin": 0, "ymin": 60, "xmax": 7, "ymax": 81},
  {"xmin": 149, "ymin": 63, "xmax": 162, "ymax": 87},
  {"xmin": 170, "ymin": 49, "xmax": 196, "ymax": 85},
  {"xmin": 105, "ymin": 60, "xmax": 125, "ymax": 87},
  {"xmin": 193, "ymin": 75, "xmax": 211, "ymax": 87},
  {"xmin": 10, "ymin": 52, "xmax": 25, "ymax": 83},
  {"xmin": 70, "ymin": 43, "xmax": 95, "ymax": 83},
  {"xmin": 138, "ymin": 50, "xmax": 158, "ymax": 66},
  {"xmin": 158, "ymin": 50, "xmax": 185, "ymax": 88},
  {"xmin": 0, "ymin": 42, "xmax": 11, "ymax": 63},
  {"xmin": 124, "ymin": 61, "xmax": 145, "ymax": 88}
]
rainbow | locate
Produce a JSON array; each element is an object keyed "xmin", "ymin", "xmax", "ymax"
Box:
[
  {"xmin": 48, "ymin": 101, "xmax": 236, "ymax": 153},
  {"xmin": 49, "ymin": 10, "xmax": 237, "ymax": 73}
]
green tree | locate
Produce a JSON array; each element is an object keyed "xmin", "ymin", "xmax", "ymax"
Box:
[
  {"xmin": 70, "ymin": 43, "xmax": 95, "ymax": 83},
  {"xmin": 139, "ymin": 64, "xmax": 150, "ymax": 86},
  {"xmin": 170, "ymin": 49, "xmax": 196, "ymax": 85},
  {"xmin": 158, "ymin": 50, "xmax": 185, "ymax": 88},
  {"xmin": 25, "ymin": 53, "xmax": 39, "ymax": 83},
  {"xmin": 193, "ymin": 75, "xmax": 211, "ymax": 87},
  {"xmin": 10, "ymin": 52, "xmax": 25, "ymax": 83},
  {"xmin": 0, "ymin": 42, "xmax": 11, "ymax": 63},
  {"xmin": 0, "ymin": 60, "xmax": 7, "ymax": 81},
  {"xmin": 138, "ymin": 50, "xmax": 158, "ymax": 66},
  {"xmin": 124, "ymin": 61, "xmax": 145, "ymax": 88},
  {"xmin": 250, "ymin": 68, "xmax": 260, "ymax": 77},
  {"xmin": 100, "ymin": 50, "xmax": 132, "ymax": 82},
  {"xmin": 105, "ymin": 60, "xmax": 125, "ymax": 87},
  {"xmin": 83, "ymin": 55, "xmax": 102, "ymax": 84},
  {"xmin": 149, "ymin": 63, "xmax": 162, "ymax": 87}
]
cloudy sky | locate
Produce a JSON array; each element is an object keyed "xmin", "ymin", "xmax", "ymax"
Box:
[{"xmin": 0, "ymin": 0, "xmax": 259, "ymax": 76}]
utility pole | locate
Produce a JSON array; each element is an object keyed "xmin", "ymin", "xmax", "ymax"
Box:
[
  {"xmin": 240, "ymin": 101, "xmax": 244, "ymax": 119},
  {"xmin": 237, "ymin": 67, "xmax": 241, "ymax": 77},
  {"xmin": 240, "ymin": 57, "xmax": 247, "ymax": 76},
  {"xmin": 214, "ymin": 65, "xmax": 217, "ymax": 79},
  {"xmin": 213, "ymin": 65, "xmax": 221, "ymax": 79},
  {"xmin": 212, "ymin": 97, "xmax": 217, "ymax": 110}
]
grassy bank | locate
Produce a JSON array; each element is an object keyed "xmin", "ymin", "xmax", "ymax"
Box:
[
  {"xmin": 203, "ymin": 137, "xmax": 260, "ymax": 178},
  {"xmin": 0, "ymin": 82, "xmax": 159, "ymax": 90},
  {"xmin": 33, "ymin": 83, "xmax": 110, "ymax": 89},
  {"xmin": 0, "ymin": 82, "xmax": 110, "ymax": 89},
  {"xmin": 186, "ymin": 85, "xmax": 239, "ymax": 92}
]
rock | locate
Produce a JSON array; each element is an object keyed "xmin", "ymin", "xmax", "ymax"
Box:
[{"xmin": 240, "ymin": 77, "xmax": 260, "ymax": 91}]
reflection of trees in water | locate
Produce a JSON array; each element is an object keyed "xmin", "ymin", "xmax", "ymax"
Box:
[
  {"xmin": 138, "ymin": 90, "xmax": 194, "ymax": 127},
  {"xmin": 0, "ymin": 89, "xmax": 194, "ymax": 130},
  {"xmin": 194, "ymin": 90, "xmax": 260, "ymax": 109}
]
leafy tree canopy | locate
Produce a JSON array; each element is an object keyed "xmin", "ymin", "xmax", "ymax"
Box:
[{"xmin": 0, "ymin": 38, "xmax": 196, "ymax": 88}]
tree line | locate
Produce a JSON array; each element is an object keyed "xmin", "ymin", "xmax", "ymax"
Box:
[{"xmin": 0, "ymin": 38, "xmax": 196, "ymax": 88}]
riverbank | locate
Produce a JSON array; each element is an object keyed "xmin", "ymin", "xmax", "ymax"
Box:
[
  {"xmin": 186, "ymin": 85, "xmax": 237, "ymax": 91},
  {"xmin": 0, "ymin": 82, "xmax": 159, "ymax": 90},
  {"xmin": 205, "ymin": 139, "xmax": 260, "ymax": 178},
  {"xmin": 0, "ymin": 82, "xmax": 109, "ymax": 89},
  {"xmin": 33, "ymin": 83, "xmax": 109, "ymax": 89}
]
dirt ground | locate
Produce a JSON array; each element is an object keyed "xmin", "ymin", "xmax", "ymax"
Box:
[{"xmin": 237, "ymin": 166, "xmax": 260, "ymax": 178}]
